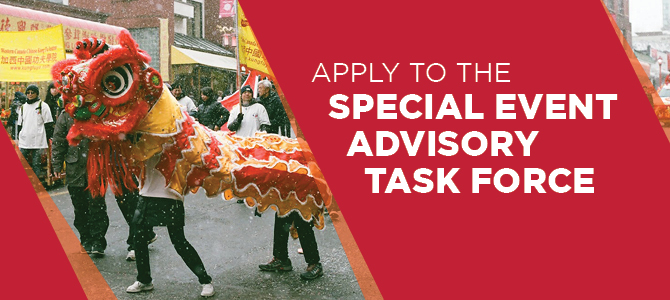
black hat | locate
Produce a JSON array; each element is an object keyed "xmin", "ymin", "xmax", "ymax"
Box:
[
  {"xmin": 26, "ymin": 84, "xmax": 39, "ymax": 96},
  {"xmin": 14, "ymin": 91, "xmax": 26, "ymax": 101},
  {"xmin": 240, "ymin": 85, "xmax": 253, "ymax": 94}
]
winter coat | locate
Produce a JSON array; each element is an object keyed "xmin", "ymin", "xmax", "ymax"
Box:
[
  {"xmin": 51, "ymin": 112, "xmax": 89, "ymax": 187},
  {"xmin": 18, "ymin": 98, "xmax": 54, "ymax": 149},
  {"xmin": 195, "ymin": 99, "xmax": 229, "ymax": 130},
  {"xmin": 8, "ymin": 92, "xmax": 26, "ymax": 139},
  {"xmin": 257, "ymin": 90, "xmax": 290, "ymax": 136},
  {"xmin": 44, "ymin": 93, "xmax": 61, "ymax": 124},
  {"xmin": 43, "ymin": 101, "xmax": 58, "ymax": 141}
]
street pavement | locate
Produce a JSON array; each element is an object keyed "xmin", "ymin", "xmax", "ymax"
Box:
[{"xmin": 47, "ymin": 185, "xmax": 364, "ymax": 300}]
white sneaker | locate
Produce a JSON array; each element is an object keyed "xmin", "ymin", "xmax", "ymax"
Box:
[
  {"xmin": 201, "ymin": 283, "xmax": 215, "ymax": 297},
  {"xmin": 126, "ymin": 250, "xmax": 136, "ymax": 261},
  {"xmin": 126, "ymin": 281, "xmax": 154, "ymax": 293}
]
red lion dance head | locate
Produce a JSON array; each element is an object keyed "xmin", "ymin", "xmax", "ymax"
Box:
[{"xmin": 52, "ymin": 29, "xmax": 163, "ymax": 143}]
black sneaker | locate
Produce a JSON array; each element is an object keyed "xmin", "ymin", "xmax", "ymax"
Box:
[
  {"xmin": 259, "ymin": 258, "xmax": 293, "ymax": 272},
  {"xmin": 300, "ymin": 263, "xmax": 323, "ymax": 280}
]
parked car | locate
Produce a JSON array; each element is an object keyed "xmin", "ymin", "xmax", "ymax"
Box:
[{"xmin": 659, "ymin": 86, "xmax": 670, "ymax": 105}]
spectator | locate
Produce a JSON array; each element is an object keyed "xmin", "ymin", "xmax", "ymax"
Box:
[
  {"xmin": 18, "ymin": 84, "xmax": 53, "ymax": 180},
  {"xmin": 227, "ymin": 85, "xmax": 270, "ymax": 204},
  {"xmin": 171, "ymin": 83, "xmax": 198, "ymax": 116},
  {"xmin": 1, "ymin": 98, "xmax": 10, "ymax": 130},
  {"xmin": 9, "ymin": 91, "xmax": 27, "ymax": 139},
  {"xmin": 257, "ymin": 80, "xmax": 291, "ymax": 137},
  {"xmin": 44, "ymin": 82, "xmax": 62, "ymax": 130},
  {"xmin": 227, "ymin": 85, "xmax": 270, "ymax": 137},
  {"xmin": 194, "ymin": 87, "xmax": 229, "ymax": 130}
]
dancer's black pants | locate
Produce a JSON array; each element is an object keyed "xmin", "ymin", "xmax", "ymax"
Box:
[{"xmin": 273, "ymin": 211, "xmax": 321, "ymax": 265}]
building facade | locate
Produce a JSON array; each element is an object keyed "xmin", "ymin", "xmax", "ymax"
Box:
[{"xmin": 604, "ymin": 0, "xmax": 632, "ymax": 45}]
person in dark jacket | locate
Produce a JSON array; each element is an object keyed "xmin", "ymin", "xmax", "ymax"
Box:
[
  {"xmin": 8, "ymin": 91, "xmax": 26, "ymax": 139},
  {"xmin": 52, "ymin": 112, "xmax": 107, "ymax": 255},
  {"xmin": 254, "ymin": 81, "xmax": 322, "ymax": 279},
  {"xmin": 194, "ymin": 87, "xmax": 229, "ymax": 130},
  {"xmin": 257, "ymin": 80, "xmax": 291, "ymax": 137},
  {"xmin": 44, "ymin": 82, "xmax": 62, "ymax": 131},
  {"xmin": 258, "ymin": 211, "xmax": 324, "ymax": 280},
  {"xmin": 52, "ymin": 112, "xmax": 156, "ymax": 257}
]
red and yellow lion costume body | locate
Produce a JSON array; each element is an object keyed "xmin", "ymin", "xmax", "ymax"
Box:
[{"xmin": 51, "ymin": 30, "xmax": 331, "ymax": 228}]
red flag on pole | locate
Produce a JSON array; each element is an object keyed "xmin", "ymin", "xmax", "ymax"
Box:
[{"xmin": 220, "ymin": 70, "xmax": 260, "ymax": 111}]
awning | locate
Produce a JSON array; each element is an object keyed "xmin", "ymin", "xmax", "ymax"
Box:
[
  {"xmin": 174, "ymin": 33, "xmax": 233, "ymax": 56},
  {"xmin": 172, "ymin": 46, "xmax": 236, "ymax": 71}
]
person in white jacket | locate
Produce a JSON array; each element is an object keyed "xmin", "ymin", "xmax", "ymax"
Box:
[
  {"xmin": 227, "ymin": 85, "xmax": 270, "ymax": 137},
  {"xmin": 171, "ymin": 83, "xmax": 198, "ymax": 116},
  {"xmin": 18, "ymin": 84, "xmax": 53, "ymax": 180}
]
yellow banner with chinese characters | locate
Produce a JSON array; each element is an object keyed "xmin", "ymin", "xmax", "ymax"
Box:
[
  {"xmin": 237, "ymin": 3, "xmax": 270, "ymax": 75},
  {"xmin": 0, "ymin": 25, "xmax": 66, "ymax": 82}
]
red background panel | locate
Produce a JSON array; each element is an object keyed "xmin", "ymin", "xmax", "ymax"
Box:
[
  {"xmin": 0, "ymin": 142, "xmax": 87, "ymax": 298},
  {"xmin": 242, "ymin": 0, "xmax": 670, "ymax": 298}
]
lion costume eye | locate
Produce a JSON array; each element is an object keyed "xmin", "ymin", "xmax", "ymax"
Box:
[{"xmin": 101, "ymin": 64, "xmax": 133, "ymax": 98}]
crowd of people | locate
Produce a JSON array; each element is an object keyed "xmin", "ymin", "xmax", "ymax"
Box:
[{"xmin": 16, "ymin": 79, "xmax": 325, "ymax": 297}]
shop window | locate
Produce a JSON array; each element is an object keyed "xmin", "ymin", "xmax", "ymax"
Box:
[
  {"xmin": 175, "ymin": 15, "xmax": 188, "ymax": 35},
  {"xmin": 187, "ymin": 1, "xmax": 203, "ymax": 38},
  {"xmin": 174, "ymin": 0, "xmax": 203, "ymax": 38}
]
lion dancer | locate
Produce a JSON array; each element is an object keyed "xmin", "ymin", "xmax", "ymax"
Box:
[{"xmin": 127, "ymin": 152, "xmax": 215, "ymax": 297}]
